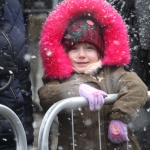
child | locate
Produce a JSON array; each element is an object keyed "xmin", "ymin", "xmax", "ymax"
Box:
[{"xmin": 38, "ymin": 0, "xmax": 148, "ymax": 149}]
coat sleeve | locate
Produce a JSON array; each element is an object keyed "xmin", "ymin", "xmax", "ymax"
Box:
[
  {"xmin": 109, "ymin": 67, "xmax": 148, "ymax": 123},
  {"xmin": 38, "ymin": 78, "xmax": 82, "ymax": 112}
]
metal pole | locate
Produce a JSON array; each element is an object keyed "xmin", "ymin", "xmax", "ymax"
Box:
[
  {"xmin": 127, "ymin": 141, "xmax": 129, "ymax": 150},
  {"xmin": 98, "ymin": 110, "xmax": 102, "ymax": 150},
  {"xmin": 0, "ymin": 104, "xmax": 27, "ymax": 150},
  {"xmin": 38, "ymin": 101, "xmax": 61, "ymax": 150},
  {"xmin": 71, "ymin": 109, "xmax": 75, "ymax": 150},
  {"xmin": 52, "ymin": 0, "xmax": 59, "ymax": 9}
]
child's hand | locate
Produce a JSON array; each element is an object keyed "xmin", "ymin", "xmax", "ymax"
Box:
[
  {"xmin": 108, "ymin": 120, "xmax": 129, "ymax": 143},
  {"xmin": 79, "ymin": 84, "xmax": 107, "ymax": 111}
]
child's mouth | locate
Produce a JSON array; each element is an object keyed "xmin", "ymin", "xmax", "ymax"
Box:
[{"xmin": 77, "ymin": 62, "xmax": 88, "ymax": 64}]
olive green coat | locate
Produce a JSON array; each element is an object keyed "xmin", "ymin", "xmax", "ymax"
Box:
[{"xmin": 38, "ymin": 66, "xmax": 148, "ymax": 150}]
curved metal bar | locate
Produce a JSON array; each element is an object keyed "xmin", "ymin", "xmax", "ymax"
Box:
[
  {"xmin": 38, "ymin": 92, "xmax": 150, "ymax": 150},
  {"xmin": 0, "ymin": 74, "xmax": 14, "ymax": 93},
  {"xmin": 0, "ymin": 104, "xmax": 27, "ymax": 150},
  {"xmin": 38, "ymin": 101, "xmax": 61, "ymax": 150},
  {"xmin": 38, "ymin": 94, "xmax": 118, "ymax": 150}
]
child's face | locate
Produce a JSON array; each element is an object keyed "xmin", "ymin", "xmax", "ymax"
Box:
[{"xmin": 68, "ymin": 43, "xmax": 100, "ymax": 73}]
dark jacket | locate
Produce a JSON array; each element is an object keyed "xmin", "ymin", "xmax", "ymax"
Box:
[
  {"xmin": 0, "ymin": 0, "xmax": 34, "ymax": 149},
  {"xmin": 135, "ymin": 0, "xmax": 150, "ymax": 50},
  {"xmin": 39, "ymin": 66, "xmax": 148, "ymax": 150}
]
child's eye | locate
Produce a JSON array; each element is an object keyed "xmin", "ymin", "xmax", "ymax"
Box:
[
  {"xmin": 71, "ymin": 46, "xmax": 77, "ymax": 50},
  {"xmin": 86, "ymin": 46, "xmax": 93, "ymax": 49},
  {"xmin": 86, "ymin": 46, "xmax": 95, "ymax": 51},
  {"xmin": 86, "ymin": 44, "xmax": 97, "ymax": 50}
]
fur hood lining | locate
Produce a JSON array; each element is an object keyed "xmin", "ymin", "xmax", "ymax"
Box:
[{"xmin": 40, "ymin": 0, "xmax": 130, "ymax": 79}]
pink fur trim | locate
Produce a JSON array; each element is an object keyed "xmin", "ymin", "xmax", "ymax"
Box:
[{"xmin": 39, "ymin": 0, "xmax": 131, "ymax": 79}]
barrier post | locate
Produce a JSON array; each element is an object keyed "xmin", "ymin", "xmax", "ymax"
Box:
[{"xmin": 0, "ymin": 104, "xmax": 27, "ymax": 150}]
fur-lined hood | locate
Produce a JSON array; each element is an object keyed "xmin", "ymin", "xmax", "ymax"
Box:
[{"xmin": 39, "ymin": 0, "xmax": 130, "ymax": 79}]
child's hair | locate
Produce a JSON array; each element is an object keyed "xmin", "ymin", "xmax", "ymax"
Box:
[{"xmin": 62, "ymin": 16, "xmax": 104, "ymax": 56}]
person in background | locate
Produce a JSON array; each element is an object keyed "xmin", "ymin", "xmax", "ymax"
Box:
[
  {"xmin": 0, "ymin": 0, "xmax": 34, "ymax": 149},
  {"xmin": 106, "ymin": 0, "xmax": 150, "ymax": 149},
  {"xmin": 106, "ymin": 0, "xmax": 150, "ymax": 88},
  {"xmin": 38, "ymin": 0, "xmax": 148, "ymax": 149}
]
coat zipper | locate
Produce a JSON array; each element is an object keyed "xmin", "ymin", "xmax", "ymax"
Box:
[
  {"xmin": 0, "ymin": 28, "xmax": 14, "ymax": 59},
  {"xmin": 10, "ymin": 86, "xmax": 18, "ymax": 106},
  {"xmin": 0, "ymin": 28, "xmax": 17, "ymax": 106}
]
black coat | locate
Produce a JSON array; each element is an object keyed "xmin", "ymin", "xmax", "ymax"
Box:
[
  {"xmin": 0, "ymin": 0, "xmax": 34, "ymax": 149},
  {"xmin": 135, "ymin": 0, "xmax": 150, "ymax": 50}
]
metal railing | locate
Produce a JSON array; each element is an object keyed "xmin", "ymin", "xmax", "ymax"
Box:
[
  {"xmin": 38, "ymin": 91, "xmax": 150, "ymax": 150},
  {"xmin": 0, "ymin": 104, "xmax": 27, "ymax": 150}
]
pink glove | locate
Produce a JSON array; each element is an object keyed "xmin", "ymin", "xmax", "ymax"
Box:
[
  {"xmin": 108, "ymin": 120, "xmax": 129, "ymax": 143},
  {"xmin": 79, "ymin": 84, "xmax": 107, "ymax": 111}
]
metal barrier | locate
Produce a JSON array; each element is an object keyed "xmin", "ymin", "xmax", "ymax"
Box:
[
  {"xmin": 0, "ymin": 104, "xmax": 27, "ymax": 150},
  {"xmin": 38, "ymin": 91, "xmax": 150, "ymax": 150}
]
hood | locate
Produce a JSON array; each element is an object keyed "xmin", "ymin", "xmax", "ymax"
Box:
[{"xmin": 39, "ymin": 0, "xmax": 131, "ymax": 79}]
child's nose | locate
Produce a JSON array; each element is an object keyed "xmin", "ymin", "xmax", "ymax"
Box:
[{"xmin": 78, "ymin": 50, "xmax": 86, "ymax": 58}]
